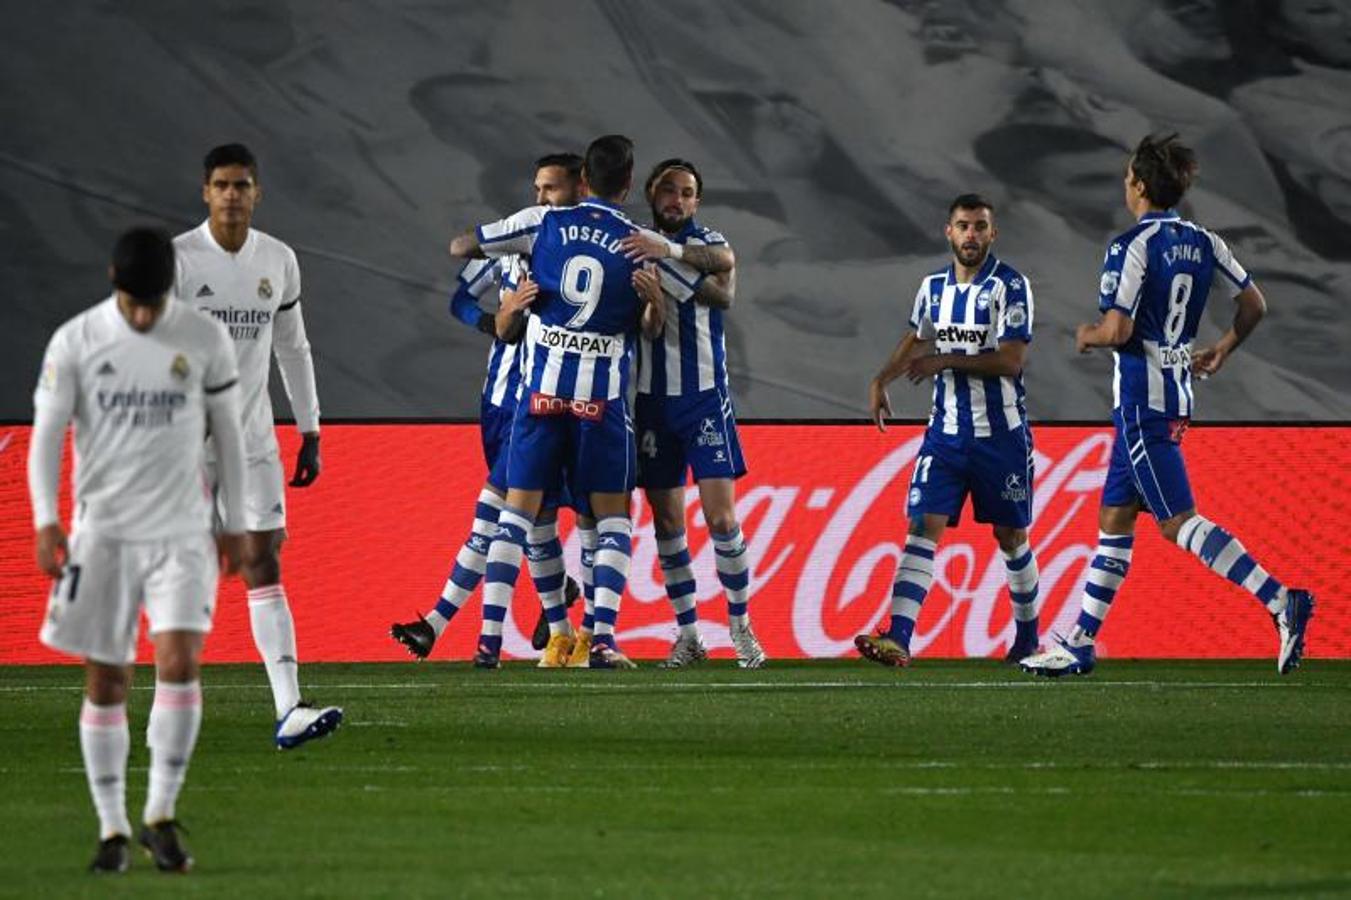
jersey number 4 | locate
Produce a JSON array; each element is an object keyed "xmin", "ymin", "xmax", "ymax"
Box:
[{"xmin": 561, "ymin": 255, "xmax": 604, "ymax": 328}]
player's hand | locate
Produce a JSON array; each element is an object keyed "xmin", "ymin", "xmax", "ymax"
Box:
[
  {"xmin": 1074, "ymin": 323, "xmax": 1095, "ymax": 354},
  {"xmin": 1191, "ymin": 345, "xmax": 1228, "ymax": 378},
  {"xmin": 618, "ymin": 231, "xmax": 671, "ymax": 263},
  {"xmin": 35, "ymin": 523, "xmax": 68, "ymax": 578},
  {"xmin": 868, "ymin": 379, "xmax": 892, "ymax": 433},
  {"xmin": 903, "ymin": 355, "xmax": 942, "ymax": 383},
  {"xmin": 290, "ymin": 433, "xmax": 321, "ymax": 487},
  {"xmin": 500, "ymin": 275, "xmax": 539, "ymax": 315},
  {"xmin": 216, "ymin": 532, "xmax": 245, "ymax": 576}
]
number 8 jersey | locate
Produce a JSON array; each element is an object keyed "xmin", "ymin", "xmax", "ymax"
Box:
[
  {"xmin": 477, "ymin": 198, "xmax": 686, "ymax": 404},
  {"xmin": 1098, "ymin": 209, "xmax": 1250, "ymax": 418}
]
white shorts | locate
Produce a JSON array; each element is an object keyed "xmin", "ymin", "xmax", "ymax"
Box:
[
  {"xmin": 208, "ymin": 450, "xmax": 286, "ymax": 533},
  {"xmin": 39, "ymin": 531, "xmax": 219, "ymax": 666}
]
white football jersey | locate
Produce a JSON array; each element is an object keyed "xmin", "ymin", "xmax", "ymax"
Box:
[
  {"xmin": 32, "ymin": 297, "xmax": 239, "ymax": 540},
  {"xmin": 174, "ymin": 221, "xmax": 316, "ymax": 457}
]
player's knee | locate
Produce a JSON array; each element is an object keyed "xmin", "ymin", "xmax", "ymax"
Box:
[
  {"xmin": 1158, "ymin": 511, "xmax": 1196, "ymax": 545},
  {"xmin": 243, "ymin": 548, "xmax": 281, "ymax": 587},
  {"xmin": 85, "ymin": 665, "xmax": 130, "ymax": 705},
  {"xmin": 705, "ymin": 510, "xmax": 738, "ymax": 536},
  {"xmin": 992, "ymin": 526, "xmax": 1027, "ymax": 553}
]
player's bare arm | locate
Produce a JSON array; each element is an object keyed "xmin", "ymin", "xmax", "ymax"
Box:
[
  {"xmin": 618, "ymin": 231, "xmax": 734, "ymax": 273},
  {"xmin": 494, "ymin": 274, "xmax": 538, "ymax": 343},
  {"xmin": 1193, "ymin": 282, "xmax": 1267, "ymax": 377},
  {"xmin": 869, "ymin": 331, "xmax": 929, "ymax": 432},
  {"xmin": 693, "ymin": 268, "xmax": 735, "ymax": 311},
  {"xmin": 449, "ymin": 229, "xmax": 485, "ymax": 259},
  {"xmin": 1075, "ymin": 310, "xmax": 1134, "ymax": 353},
  {"xmin": 904, "ymin": 340, "xmax": 1027, "ymax": 382},
  {"xmin": 633, "ymin": 266, "xmax": 665, "ymax": 338}
]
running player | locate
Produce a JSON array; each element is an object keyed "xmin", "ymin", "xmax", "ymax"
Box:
[
  {"xmin": 857, "ymin": 194, "xmax": 1042, "ymax": 667},
  {"xmin": 174, "ymin": 144, "xmax": 342, "ymax": 747},
  {"xmin": 615, "ymin": 158, "xmax": 767, "ymax": 668},
  {"xmin": 29, "ymin": 227, "xmax": 247, "ymax": 873},
  {"xmin": 389, "ymin": 154, "xmax": 586, "ymax": 667},
  {"xmin": 448, "ymin": 134, "xmax": 674, "ymax": 668},
  {"xmin": 1021, "ymin": 133, "xmax": 1314, "ymax": 677}
]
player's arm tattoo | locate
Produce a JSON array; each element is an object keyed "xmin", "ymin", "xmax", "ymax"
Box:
[
  {"xmin": 449, "ymin": 230, "xmax": 485, "ymax": 259},
  {"xmin": 679, "ymin": 244, "xmax": 734, "ymax": 274},
  {"xmin": 694, "ymin": 269, "xmax": 736, "ymax": 310}
]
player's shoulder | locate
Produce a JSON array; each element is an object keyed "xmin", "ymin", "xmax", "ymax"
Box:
[
  {"xmin": 990, "ymin": 259, "xmax": 1029, "ymax": 291},
  {"xmin": 173, "ymin": 221, "xmax": 211, "ymax": 253},
  {"xmin": 50, "ymin": 297, "xmax": 115, "ymax": 351},
  {"xmin": 920, "ymin": 265, "xmax": 948, "ymax": 287},
  {"xmin": 248, "ymin": 227, "xmax": 298, "ymax": 262},
  {"xmin": 687, "ymin": 222, "xmax": 728, "ymax": 247}
]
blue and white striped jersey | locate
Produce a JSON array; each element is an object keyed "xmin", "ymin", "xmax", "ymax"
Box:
[
  {"xmin": 450, "ymin": 256, "xmax": 528, "ymax": 409},
  {"xmin": 477, "ymin": 199, "xmax": 662, "ymax": 403},
  {"xmin": 910, "ymin": 255, "xmax": 1034, "ymax": 438},
  {"xmin": 637, "ymin": 220, "xmax": 728, "ymax": 397},
  {"xmin": 1098, "ymin": 210, "xmax": 1250, "ymax": 417}
]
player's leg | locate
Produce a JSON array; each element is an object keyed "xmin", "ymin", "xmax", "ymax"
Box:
[
  {"xmin": 138, "ymin": 629, "xmax": 203, "ymax": 873},
  {"xmin": 969, "ymin": 425, "xmax": 1041, "ymax": 661},
  {"xmin": 587, "ymin": 492, "xmax": 637, "ymax": 669},
  {"xmin": 476, "ymin": 487, "xmax": 545, "ymax": 666},
  {"xmin": 1163, "ymin": 509, "xmax": 1314, "ymax": 674},
  {"xmin": 238, "ymin": 453, "xmax": 341, "ymax": 743},
  {"xmin": 567, "ymin": 514, "xmax": 599, "ymax": 667},
  {"xmin": 646, "ymin": 486, "xmax": 706, "ymax": 667},
  {"xmin": 529, "ymin": 503, "xmax": 578, "ymax": 667},
  {"xmin": 82, "ymin": 661, "xmax": 134, "ymax": 873},
  {"xmin": 699, "ymin": 477, "xmax": 766, "ymax": 668},
  {"xmin": 392, "ymin": 482, "xmax": 506, "ymax": 658}
]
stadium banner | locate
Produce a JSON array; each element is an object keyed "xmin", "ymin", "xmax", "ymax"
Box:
[{"xmin": 1, "ymin": 423, "xmax": 1346, "ymax": 664}]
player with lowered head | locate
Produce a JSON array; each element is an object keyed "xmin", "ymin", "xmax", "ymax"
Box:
[
  {"xmin": 448, "ymin": 134, "xmax": 677, "ymax": 668},
  {"xmin": 858, "ymin": 194, "xmax": 1043, "ymax": 667},
  {"xmin": 390, "ymin": 153, "xmax": 586, "ymax": 667},
  {"xmin": 616, "ymin": 158, "xmax": 767, "ymax": 668},
  {"xmin": 1021, "ymin": 133, "xmax": 1315, "ymax": 677},
  {"xmin": 174, "ymin": 144, "xmax": 341, "ymax": 747},
  {"xmin": 29, "ymin": 227, "xmax": 247, "ymax": 873}
]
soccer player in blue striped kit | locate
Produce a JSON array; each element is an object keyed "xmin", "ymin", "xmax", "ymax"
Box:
[
  {"xmin": 857, "ymin": 194, "xmax": 1042, "ymax": 667},
  {"xmin": 448, "ymin": 134, "xmax": 676, "ymax": 668},
  {"xmin": 616, "ymin": 158, "xmax": 767, "ymax": 668},
  {"xmin": 1021, "ymin": 133, "xmax": 1315, "ymax": 677},
  {"xmin": 390, "ymin": 154, "xmax": 585, "ymax": 667}
]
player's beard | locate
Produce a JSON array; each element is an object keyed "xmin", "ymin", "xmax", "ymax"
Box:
[
  {"xmin": 652, "ymin": 205, "xmax": 689, "ymax": 235},
  {"xmin": 950, "ymin": 239, "xmax": 988, "ymax": 269}
]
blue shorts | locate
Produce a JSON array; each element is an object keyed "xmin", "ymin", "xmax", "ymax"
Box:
[
  {"xmin": 481, "ymin": 398, "xmax": 514, "ymax": 490},
  {"xmin": 906, "ymin": 425, "xmax": 1034, "ymax": 528},
  {"xmin": 506, "ymin": 393, "xmax": 636, "ymax": 499},
  {"xmin": 635, "ymin": 389, "xmax": 747, "ymax": 489},
  {"xmin": 1102, "ymin": 406, "xmax": 1195, "ymax": 519}
]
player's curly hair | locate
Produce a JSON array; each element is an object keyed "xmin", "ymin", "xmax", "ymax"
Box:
[
  {"xmin": 1129, "ymin": 133, "xmax": 1197, "ymax": 209},
  {"xmin": 644, "ymin": 158, "xmax": 703, "ymax": 199}
]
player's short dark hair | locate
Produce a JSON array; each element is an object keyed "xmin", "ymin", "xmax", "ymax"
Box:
[
  {"xmin": 948, "ymin": 193, "xmax": 994, "ymax": 219},
  {"xmin": 203, "ymin": 143, "xmax": 258, "ymax": 182},
  {"xmin": 644, "ymin": 158, "xmax": 704, "ymax": 199},
  {"xmin": 535, "ymin": 152, "xmax": 583, "ymax": 180},
  {"xmin": 1129, "ymin": 133, "xmax": 1197, "ymax": 209},
  {"xmin": 111, "ymin": 227, "xmax": 175, "ymax": 304},
  {"xmin": 583, "ymin": 134, "xmax": 634, "ymax": 199}
]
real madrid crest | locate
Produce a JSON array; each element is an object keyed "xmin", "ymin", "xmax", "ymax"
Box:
[
  {"xmin": 258, "ymin": 277, "xmax": 274, "ymax": 300},
  {"xmin": 170, "ymin": 353, "xmax": 190, "ymax": 380}
]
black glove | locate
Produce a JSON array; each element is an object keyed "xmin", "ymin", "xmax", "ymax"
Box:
[{"xmin": 290, "ymin": 434, "xmax": 321, "ymax": 487}]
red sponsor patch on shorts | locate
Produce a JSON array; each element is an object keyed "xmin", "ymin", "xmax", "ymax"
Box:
[{"xmin": 528, "ymin": 392, "xmax": 606, "ymax": 422}]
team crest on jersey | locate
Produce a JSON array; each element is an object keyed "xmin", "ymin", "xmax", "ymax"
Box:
[
  {"xmin": 170, "ymin": 354, "xmax": 190, "ymax": 381},
  {"xmin": 1100, "ymin": 271, "xmax": 1120, "ymax": 295},
  {"xmin": 1006, "ymin": 305, "xmax": 1027, "ymax": 328},
  {"xmin": 976, "ymin": 290, "xmax": 992, "ymax": 311},
  {"xmin": 258, "ymin": 277, "xmax": 274, "ymax": 300}
]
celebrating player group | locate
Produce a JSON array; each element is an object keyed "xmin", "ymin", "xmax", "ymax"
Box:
[{"xmin": 26, "ymin": 130, "xmax": 1314, "ymax": 872}]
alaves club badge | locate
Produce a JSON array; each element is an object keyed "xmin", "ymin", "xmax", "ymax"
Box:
[
  {"xmin": 170, "ymin": 354, "xmax": 190, "ymax": 380},
  {"xmin": 258, "ymin": 277, "xmax": 274, "ymax": 300}
]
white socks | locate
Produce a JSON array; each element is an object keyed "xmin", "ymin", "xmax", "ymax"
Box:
[
  {"xmin": 80, "ymin": 699, "xmax": 132, "ymax": 839},
  {"xmin": 143, "ymin": 681, "xmax": 203, "ymax": 825},
  {"xmin": 248, "ymin": 585, "xmax": 301, "ymax": 718}
]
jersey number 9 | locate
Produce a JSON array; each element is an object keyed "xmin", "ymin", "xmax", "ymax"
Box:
[{"xmin": 561, "ymin": 255, "xmax": 605, "ymax": 328}]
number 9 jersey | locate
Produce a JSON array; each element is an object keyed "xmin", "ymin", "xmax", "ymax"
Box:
[
  {"xmin": 477, "ymin": 198, "xmax": 683, "ymax": 404},
  {"xmin": 1097, "ymin": 209, "xmax": 1250, "ymax": 418}
]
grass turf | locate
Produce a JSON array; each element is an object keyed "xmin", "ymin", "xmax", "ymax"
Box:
[{"xmin": 0, "ymin": 660, "xmax": 1348, "ymax": 899}]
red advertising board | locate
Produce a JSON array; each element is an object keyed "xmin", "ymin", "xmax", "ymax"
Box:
[{"xmin": 1, "ymin": 423, "xmax": 1346, "ymax": 663}]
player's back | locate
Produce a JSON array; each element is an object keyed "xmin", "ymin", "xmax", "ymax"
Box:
[
  {"xmin": 1100, "ymin": 210, "xmax": 1249, "ymax": 416},
  {"xmin": 521, "ymin": 199, "xmax": 644, "ymax": 402},
  {"xmin": 49, "ymin": 298, "xmax": 234, "ymax": 540}
]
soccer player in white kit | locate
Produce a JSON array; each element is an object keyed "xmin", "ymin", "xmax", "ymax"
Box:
[
  {"xmin": 174, "ymin": 144, "xmax": 341, "ymax": 747},
  {"xmin": 29, "ymin": 227, "xmax": 248, "ymax": 873}
]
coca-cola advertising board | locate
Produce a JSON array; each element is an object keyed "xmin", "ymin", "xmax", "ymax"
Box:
[{"xmin": 0, "ymin": 423, "xmax": 1345, "ymax": 663}]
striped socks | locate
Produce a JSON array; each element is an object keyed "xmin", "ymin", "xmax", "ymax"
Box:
[
  {"xmin": 426, "ymin": 488, "xmax": 504, "ymax": 636},
  {"xmin": 1177, "ymin": 515, "xmax": 1287, "ymax": 614},
  {"xmin": 479, "ymin": 506, "xmax": 534, "ymax": 657},
  {"xmin": 712, "ymin": 526, "xmax": 751, "ymax": 628},
  {"xmin": 527, "ymin": 518, "xmax": 573, "ymax": 637},
  {"xmin": 657, "ymin": 530, "xmax": 699, "ymax": 638},
  {"xmin": 591, "ymin": 517, "xmax": 634, "ymax": 648},
  {"xmin": 1074, "ymin": 532, "xmax": 1134, "ymax": 642},
  {"xmin": 888, "ymin": 535, "xmax": 936, "ymax": 649},
  {"xmin": 1002, "ymin": 541, "xmax": 1040, "ymax": 640}
]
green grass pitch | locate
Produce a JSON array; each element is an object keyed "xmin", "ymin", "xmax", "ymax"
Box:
[{"xmin": 1, "ymin": 660, "xmax": 1349, "ymax": 899}]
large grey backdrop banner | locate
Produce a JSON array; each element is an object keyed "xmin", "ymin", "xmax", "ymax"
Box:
[{"xmin": 3, "ymin": 0, "xmax": 1349, "ymax": 420}]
